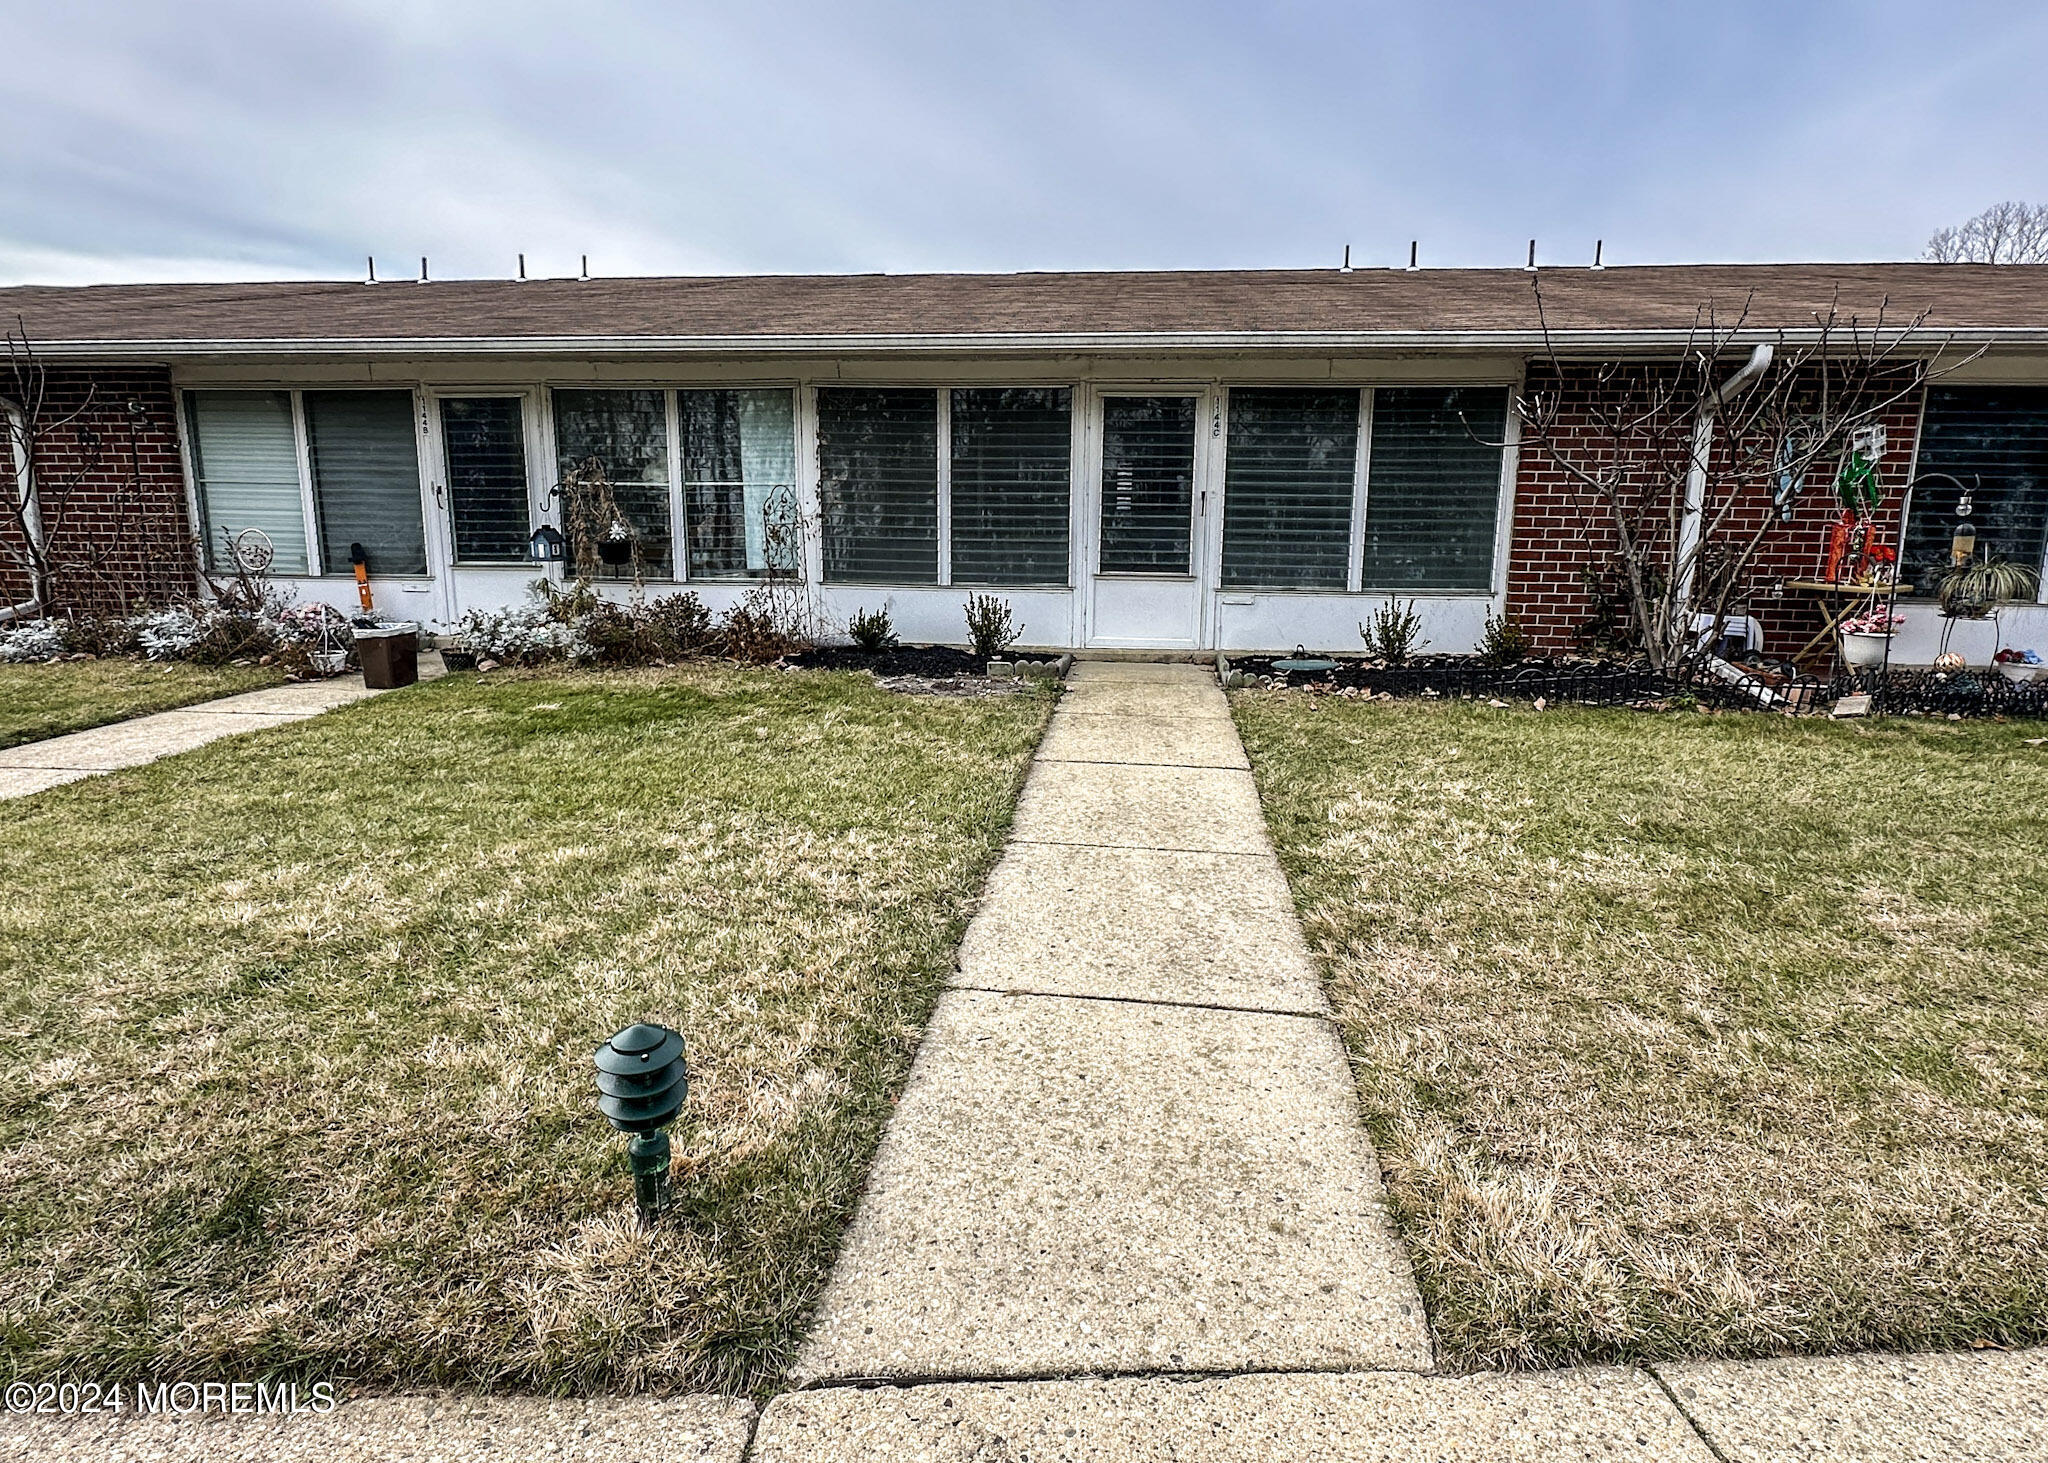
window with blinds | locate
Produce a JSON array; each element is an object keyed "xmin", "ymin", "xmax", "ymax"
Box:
[
  {"xmin": 440, "ymin": 397, "xmax": 530, "ymax": 564},
  {"xmin": 951, "ymin": 388, "xmax": 1072, "ymax": 586},
  {"xmin": 305, "ymin": 390, "xmax": 427, "ymax": 576},
  {"xmin": 1362, "ymin": 387, "xmax": 1508, "ymax": 591},
  {"xmin": 1099, "ymin": 396, "xmax": 1197, "ymax": 574},
  {"xmin": 818, "ymin": 388, "xmax": 939, "ymax": 584},
  {"xmin": 680, "ymin": 389, "xmax": 796, "ymax": 579},
  {"xmin": 1905, "ymin": 386, "xmax": 2048, "ymax": 594},
  {"xmin": 552, "ymin": 389, "xmax": 674, "ymax": 576},
  {"xmin": 184, "ymin": 391, "xmax": 311, "ymax": 574},
  {"xmin": 1221, "ymin": 388, "xmax": 1359, "ymax": 589}
]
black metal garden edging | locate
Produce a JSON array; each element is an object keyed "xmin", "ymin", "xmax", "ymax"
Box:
[{"xmin": 1226, "ymin": 654, "xmax": 2048, "ymax": 721}]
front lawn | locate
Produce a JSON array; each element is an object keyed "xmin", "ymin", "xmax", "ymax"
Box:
[
  {"xmin": 0, "ymin": 659, "xmax": 283, "ymax": 749},
  {"xmin": 1233, "ymin": 695, "xmax": 2048, "ymax": 1371},
  {"xmin": 0, "ymin": 667, "xmax": 1050, "ymax": 1395}
]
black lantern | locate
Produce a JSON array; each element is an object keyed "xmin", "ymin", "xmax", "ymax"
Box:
[
  {"xmin": 528, "ymin": 525, "xmax": 567, "ymax": 563},
  {"xmin": 595, "ymin": 1023, "xmax": 688, "ymax": 1226}
]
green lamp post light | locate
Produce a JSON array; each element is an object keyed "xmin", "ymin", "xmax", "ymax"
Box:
[{"xmin": 594, "ymin": 1023, "xmax": 689, "ymax": 1227}]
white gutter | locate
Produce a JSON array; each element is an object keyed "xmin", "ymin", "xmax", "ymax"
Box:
[
  {"xmin": 8, "ymin": 326, "xmax": 2025, "ymax": 361},
  {"xmin": 1675, "ymin": 343, "xmax": 1774, "ymax": 615}
]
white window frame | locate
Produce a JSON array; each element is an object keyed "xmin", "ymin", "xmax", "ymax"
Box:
[
  {"xmin": 813, "ymin": 383, "xmax": 1081, "ymax": 591},
  {"xmin": 179, "ymin": 385, "xmax": 436, "ymax": 581},
  {"xmin": 543, "ymin": 382, "xmax": 804, "ymax": 585}
]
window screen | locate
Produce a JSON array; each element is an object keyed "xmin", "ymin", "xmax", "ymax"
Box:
[
  {"xmin": 1362, "ymin": 387, "xmax": 1508, "ymax": 591},
  {"xmin": 1905, "ymin": 386, "xmax": 2048, "ymax": 594},
  {"xmin": 680, "ymin": 389, "xmax": 796, "ymax": 579},
  {"xmin": 305, "ymin": 390, "xmax": 426, "ymax": 576},
  {"xmin": 950, "ymin": 388, "xmax": 1072, "ymax": 586},
  {"xmin": 818, "ymin": 388, "xmax": 938, "ymax": 584},
  {"xmin": 1221, "ymin": 388, "xmax": 1359, "ymax": 589},
  {"xmin": 440, "ymin": 397, "xmax": 530, "ymax": 564},
  {"xmin": 1099, "ymin": 396, "xmax": 1197, "ymax": 574},
  {"xmin": 552, "ymin": 389, "xmax": 674, "ymax": 576},
  {"xmin": 185, "ymin": 391, "xmax": 310, "ymax": 574}
]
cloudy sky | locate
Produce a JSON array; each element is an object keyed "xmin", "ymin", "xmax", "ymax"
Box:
[{"xmin": 3, "ymin": 1, "xmax": 2045, "ymax": 285}]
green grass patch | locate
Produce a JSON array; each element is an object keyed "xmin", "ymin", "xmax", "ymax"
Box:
[
  {"xmin": 0, "ymin": 667, "xmax": 1050, "ymax": 1395},
  {"xmin": 1232, "ymin": 694, "xmax": 2048, "ymax": 1371},
  {"xmin": 0, "ymin": 659, "xmax": 283, "ymax": 749}
]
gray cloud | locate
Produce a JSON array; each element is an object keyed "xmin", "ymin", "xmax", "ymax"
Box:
[{"xmin": 3, "ymin": 0, "xmax": 2045, "ymax": 285}]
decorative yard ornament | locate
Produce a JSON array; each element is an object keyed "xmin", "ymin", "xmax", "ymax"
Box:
[
  {"xmin": 228, "ymin": 526, "xmax": 275, "ymax": 574},
  {"xmin": 594, "ymin": 1023, "xmax": 689, "ymax": 1227},
  {"xmin": 1272, "ymin": 644, "xmax": 1338, "ymax": 675},
  {"xmin": 527, "ymin": 525, "xmax": 567, "ymax": 562},
  {"xmin": 349, "ymin": 541, "xmax": 375, "ymax": 614}
]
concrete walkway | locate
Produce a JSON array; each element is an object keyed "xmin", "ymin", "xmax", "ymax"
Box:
[
  {"xmin": 0, "ymin": 671, "xmax": 419, "ymax": 800},
  {"xmin": 765, "ymin": 660, "xmax": 2048, "ymax": 1459},
  {"xmin": 792, "ymin": 661, "xmax": 1429, "ymax": 1384}
]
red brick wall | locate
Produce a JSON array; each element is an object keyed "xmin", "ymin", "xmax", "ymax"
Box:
[
  {"xmin": 1, "ymin": 366, "xmax": 197, "ymax": 615},
  {"xmin": 1505, "ymin": 362, "xmax": 1922, "ymax": 662}
]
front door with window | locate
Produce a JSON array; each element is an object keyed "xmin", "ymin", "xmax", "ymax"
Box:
[
  {"xmin": 428, "ymin": 392, "xmax": 542, "ymax": 621},
  {"xmin": 1086, "ymin": 392, "xmax": 1208, "ymax": 648}
]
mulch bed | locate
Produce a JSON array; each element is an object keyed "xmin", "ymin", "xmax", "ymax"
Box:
[
  {"xmin": 792, "ymin": 645, "xmax": 987, "ymax": 677},
  {"xmin": 1226, "ymin": 652, "xmax": 2048, "ymax": 719}
]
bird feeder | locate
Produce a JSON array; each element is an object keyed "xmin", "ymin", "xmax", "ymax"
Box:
[
  {"xmin": 1952, "ymin": 490, "xmax": 1978, "ymax": 566},
  {"xmin": 594, "ymin": 1023, "xmax": 689, "ymax": 1226}
]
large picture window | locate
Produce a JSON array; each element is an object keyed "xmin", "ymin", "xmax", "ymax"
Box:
[
  {"xmin": 950, "ymin": 388, "xmax": 1072, "ymax": 586},
  {"xmin": 817, "ymin": 387, "xmax": 1078, "ymax": 587},
  {"xmin": 185, "ymin": 390, "xmax": 311, "ymax": 574},
  {"xmin": 818, "ymin": 388, "xmax": 941, "ymax": 584},
  {"xmin": 184, "ymin": 388, "xmax": 427, "ymax": 577},
  {"xmin": 1221, "ymin": 388, "xmax": 1359, "ymax": 590},
  {"xmin": 1362, "ymin": 387, "xmax": 1507, "ymax": 591},
  {"xmin": 552, "ymin": 389, "xmax": 673, "ymax": 576},
  {"xmin": 680, "ymin": 389, "xmax": 797, "ymax": 579},
  {"xmin": 1905, "ymin": 386, "xmax": 2048, "ymax": 597}
]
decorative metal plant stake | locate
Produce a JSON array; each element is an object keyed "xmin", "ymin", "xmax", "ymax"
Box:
[{"xmin": 594, "ymin": 1023, "xmax": 689, "ymax": 1227}]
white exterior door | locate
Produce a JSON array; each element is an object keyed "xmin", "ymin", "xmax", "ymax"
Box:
[
  {"xmin": 423, "ymin": 389, "xmax": 550, "ymax": 624},
  {"xmin": 1084, "ymin": 391, "xmax": 1212, "ymax": 649}
]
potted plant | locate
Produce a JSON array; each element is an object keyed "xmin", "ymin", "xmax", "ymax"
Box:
[
  {"xmin": 1838, "ymin": 607, "xmax": 1903, "ymax": 668},
  {"xmin": 1934, "ymin": 555, "xmax": 2041, "ymax": 620},
  {"xmin": 598, "ymin": 517, "xmax": 635, "ymax": 566},
  {"xmin": 1994, "ymin": 647, "xmax": 2045, "ymax": 683}
]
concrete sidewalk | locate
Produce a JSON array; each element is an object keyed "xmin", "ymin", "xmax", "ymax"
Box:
[
  {"xmin": 0, "ymin": 668, "xmax": 428, "ymax": 800},
  {"xmin": 791, "ymin": 661, "xmax": 1429, "ymax": 1385},
  {"xmin": 755, "ymin": 1347, "xmax": 2046, "ymax": 1461}
]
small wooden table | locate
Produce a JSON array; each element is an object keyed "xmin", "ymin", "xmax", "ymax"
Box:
[{"xmin": 1784, "ymin": 579, "xmax": 1901, "ymax": 668}]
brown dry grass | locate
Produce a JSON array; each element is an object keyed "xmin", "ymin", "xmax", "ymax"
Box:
[
  {"xmin": 0, "ymin": 666, "xmax": 1050, "ymax": 1395},
  {"xmin": 1233, "ymin": 694, "xmax": 2048, "ymax": 1370},
  {"xmin": 0, "ymin": 659, "xmax": 282, "ymax": 749}
]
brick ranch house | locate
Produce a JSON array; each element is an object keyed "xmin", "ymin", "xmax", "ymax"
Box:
[{"xmin": 4, "ymin": 263, "xmax": 2046, "ymax": 663}]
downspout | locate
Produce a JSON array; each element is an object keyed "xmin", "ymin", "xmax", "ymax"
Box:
[{"xmin": 1674, "ymin": 343, "xmax": 1773, "ymax": 614}]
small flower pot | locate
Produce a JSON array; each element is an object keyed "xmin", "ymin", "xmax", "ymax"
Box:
[
  {"xmin": 1839, "ymin": 631, "xmax": 1895, "ymax": 668},
  {"xmin": 598, "ymin": 539, "xmax": 633, "ymax": 566},
  {"xmin": 1996, "ymin": 661, "xmax": 2042, "ymax": 683},
  {"xmin": 441, "ymin": 648, "xmax": 480, "ymax": 673}
]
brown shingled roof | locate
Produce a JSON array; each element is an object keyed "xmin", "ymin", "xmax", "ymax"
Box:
[{"xmin": 5, "ymin": 263, "xmax": 2047, "ymax": 354}]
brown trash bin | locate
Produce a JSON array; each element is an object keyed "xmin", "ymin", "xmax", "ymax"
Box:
[{"xmin": 354, "ymin": 622, "xmax": 420, "ymax": 689}]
